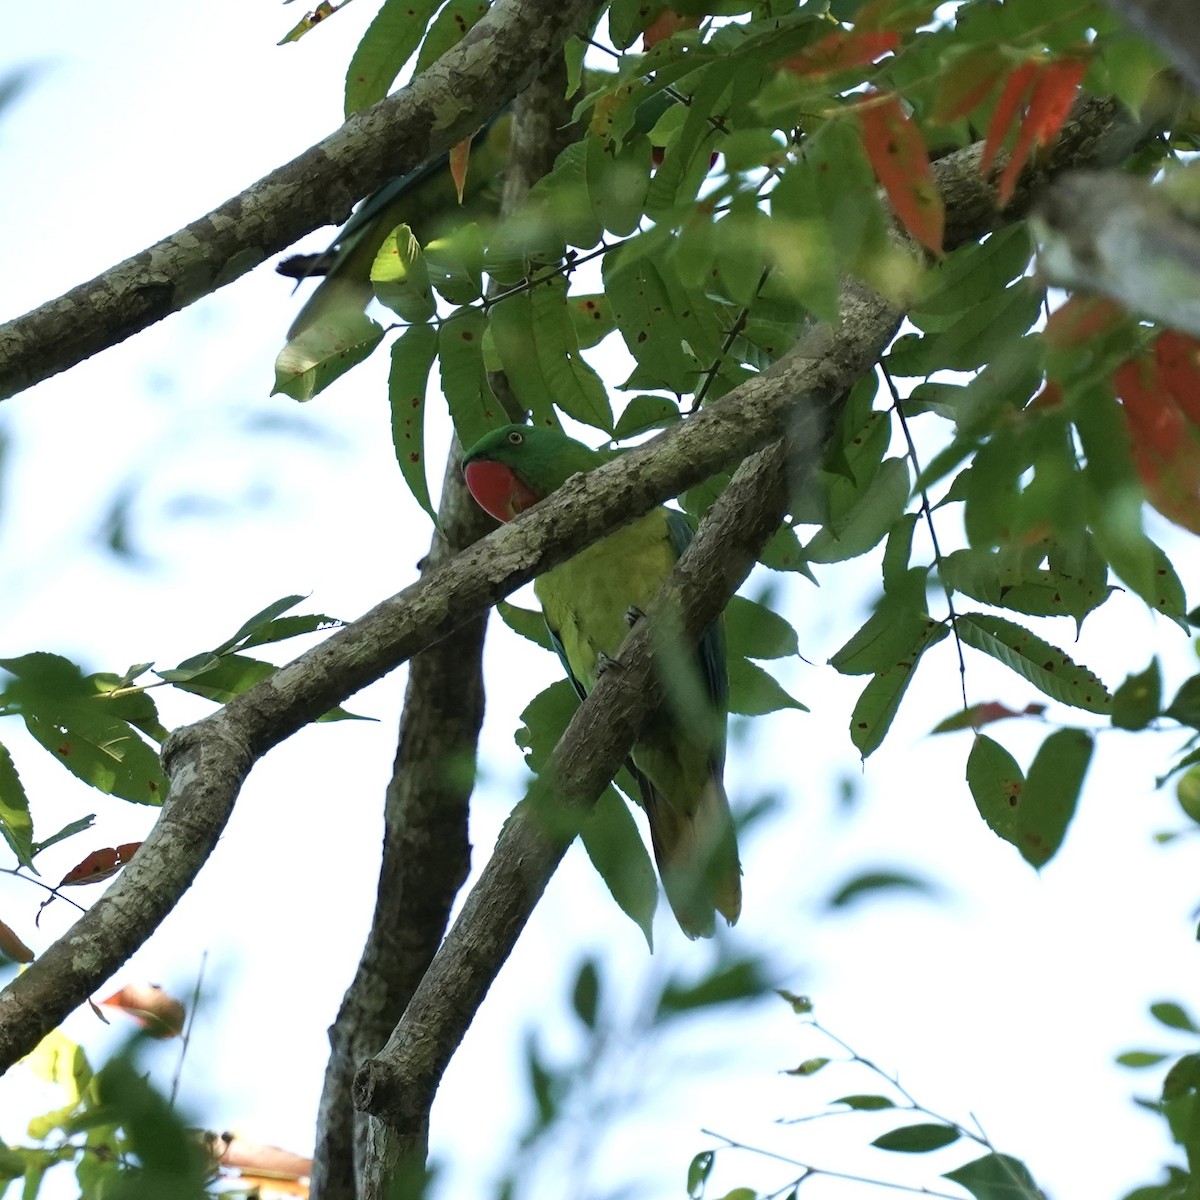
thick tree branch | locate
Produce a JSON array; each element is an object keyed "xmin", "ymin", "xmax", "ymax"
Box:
[
  {"xmin": 0, "ymin": 0, "xmax": 601, "ymax": 401},
  {"xmin": 353, "ymin": 441, "xmax": 791, "ymax": 1154},
  {"xmin": 1103, "ymin": 0, "xmax": 1200, "ymax": 95},
  {"xmin": 309, "ymin": 69, "xmax": 575, "ymax": 1200},
  {"xmin": 0, "ymin": 94, "xmax": 1146, "ymax": 1075}
]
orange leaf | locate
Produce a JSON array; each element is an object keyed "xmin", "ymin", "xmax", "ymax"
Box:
[
  {"xmin": 59, "ymin": 841, "xmax": 141, "ymax": 887},
  {"xmin": 857, "ymin": 91, "xmax": 944, "ymax": 254},
  {"xmin": 1115, "ymin": 353, "xmax": 1200, "ymax": 534},
  {"xmin": 101, "ymin": 982, "xmax": 186, "ymax": 1038},
  {"xmin": 995, "ymin": 58, "xmax": 1087, "ymax": 205},
  {"xmin": 449, "ymin": 137, "xmax": 471, "ymax": 205},
  {"xmin": 1154, "ymin": 331, "xmax": 1200, "ymax": 426},
  {"xmin": 0, "ymin": 916, "xmax": 34, "ymax": 963},
  {"xmin": 781, "ymin": 29, "xmax": 898, "ymax": 77},
  {"xmin": 1043, "ymin": 295, "xmax": 1127, "ymax": 349},
  {"xmin": 980, "ymin": 61, "xmax": 1039, "ymax": 177},
  {"xmin": 642, "ymin": 11, "xmax": 699, "ymax": 49}
]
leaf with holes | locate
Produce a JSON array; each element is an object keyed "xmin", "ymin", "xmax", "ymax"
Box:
[
  {"xmin": 956, "ymin": 613, "xmax": 1111, "ymax": 714},
  {"xmin": 850, "ymin": 620, "xmax": 949, "ymax": 757},
  {"xmin": 1016, "ymin": 728, "xmax": 1092, "ymax": 868}
]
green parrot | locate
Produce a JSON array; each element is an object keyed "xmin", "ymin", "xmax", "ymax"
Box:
[{"xmin": 461, "ymin": 424, "xmax": 741, "ymax": 939}]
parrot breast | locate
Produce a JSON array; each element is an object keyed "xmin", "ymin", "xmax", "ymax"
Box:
[{"xmin": 463, "ymin": 460, "xmax": 540, "ymax": 522}]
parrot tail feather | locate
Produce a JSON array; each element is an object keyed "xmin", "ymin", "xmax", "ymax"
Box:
[{"xmin": 644, "ymin": 775, "xmax": 742, "ymax": 940}]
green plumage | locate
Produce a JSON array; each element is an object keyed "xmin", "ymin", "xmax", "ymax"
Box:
[{"xmin": 462, "ymin": 425, "xmax": 741, "ymax": 939}]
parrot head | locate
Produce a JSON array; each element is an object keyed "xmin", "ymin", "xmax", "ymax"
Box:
[{"xmin": 462, "ymin": 425, "xmax": 607, "ymax": 523}]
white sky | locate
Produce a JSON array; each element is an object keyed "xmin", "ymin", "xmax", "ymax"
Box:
[{"xmin": 1, "ymin": 5, "xmax": 1199, "ymax": 1200}]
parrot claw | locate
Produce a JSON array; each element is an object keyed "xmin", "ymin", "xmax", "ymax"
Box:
[
  {"xmin": 596, "ymin": 650, "xmax": 621, "ymax": 677},
  {"xmin": 625, "ymin": 605, "xmax": 645, "ymax": 628}
]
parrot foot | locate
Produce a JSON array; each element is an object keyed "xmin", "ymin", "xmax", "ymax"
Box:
[
  {"xmin": 595, "ymin": 651, "xmax": 621, "ymax": 677},
  {"xmin": 624, "ymin": 605, "xmax": 645, "ymax": 628}
]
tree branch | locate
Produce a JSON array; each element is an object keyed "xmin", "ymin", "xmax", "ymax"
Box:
[
  {"xmin": 0, "ymin": 92, "xmax": 1146, "ymax": 1076},
  {"xmin": 0, "ymin": 0, "xmax": 601, "ymax": 401},
  {"xmin": 309, "ymin": 67, "xmax": 576, "ymax": 1200},
  {"xmin": 353, "ymin": 440, "xmax": 791, "ymax": 1156}
]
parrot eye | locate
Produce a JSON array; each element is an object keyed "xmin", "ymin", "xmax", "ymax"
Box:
[{"xmin": 506, "ymin": 430, "xmax": 524, "ymax": 446}]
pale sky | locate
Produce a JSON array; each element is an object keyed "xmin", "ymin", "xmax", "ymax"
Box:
[{"xmin": 0, "ymin": 6, "xmax": 1198, "ymax": 1199}]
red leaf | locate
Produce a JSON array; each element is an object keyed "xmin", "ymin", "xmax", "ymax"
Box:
[
  {"xmin": 101, "ymin": 982, "xmax": 186, "ymax": 1038},
  {"xmin": 782, "ymin": 29, "xmax": 898, "ymax": 77},
  {"xmin": 1154, "ymin": 331, "xmax": 1200, "ymax": 426},
  {"xmin": 1115, "ymin": 353, "xmax": 1200, "ymax": 534},
  {"xmin": 980, "ymin": 61, "xmax": 1039, "ymax": 177},
  {"xmin": 857, "ymin": 91, "xmax": 944, "ymax": 254},
  {"xmin": 0, "ymin": 916, "xmax": 34, "ymax": 963},
  {"xmin": 1043, "ymin": 295, "xmax": 1127, "ymax": 348},
  {"xmin": 59, "ymin": 841, "xmax": 141, "ymax": 887},
  {"xmin": 995, "ymin": 58, "xmax": 1087, "ymax": 205}
]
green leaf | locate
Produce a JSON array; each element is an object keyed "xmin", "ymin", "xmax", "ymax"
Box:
[
  {"xmin": 943, "ymin": 1152, "xmax": 1043, "ymax": 1200},
  {"xmin": 725, "ymin": 596, "xmax": 799, "ymax": 661},
  {"xmin": 830, "ymin": 601, "xmax": 938, "ymax": 676},
  {"xmin": 604, "ymin": 236, "xmax": 700, "ymax": 393},
  {"xmin": 0, "ymin": 654, "xmax": 167, "ymax": 805},
  {"xmin": 516, "ymin": 679, "xmax": 579, "ymax": 773},
  {"xmin": 0, "ymin": 741, "xmax": 34, "ymax": 869},
  {"xmin": 912, "ymin": 226, "xmax": 1033, "ymax": 321},
  {"xmin": 871, "ymin": 1123, "xmax": 959, "ymax": 1152},
  {"xmin": 488, "ymin": 291, "xmax": 561, "ymax": 430},
  {"xmin": 236, "ymin": 613, "xmax": 345, "ymax": 651},
  {"xmin": 33, "ymin": 814, "xmax": 94, "ymax": 855},
  {"xmin": 1152, "ymin": 1001, "xmax": 1200, "ymax": 1034},
  {"xmin": 785, "ymin": 1056, "xmax": 830, "ymax": 1076},
  {"xmin": 570, "ymin": 958, "xmax": 600, "ymax": 1028},
  {"xmin": 956, "ymin": 612, "xmax": 1112, "ymax": 714},
  {"xmin": 272, "ymin": 310, "xmax": 385, "ymax": 402},
  {"xmin": 727, "ymin": 657, "xmax": 805, "ymax": 716},
  {"xmin": 826, "ymin": 870, "xmax": 939, "ymax": 908},
  {"xmin": 439, "ymin": 307, "xmax": 502, "ymax": 451},
  {"xmin": 967, "ymin": 735, "xmax": 1023, "ymax": 846},
  {"xmin": 372, "ymin": 225, "xmax": 436, "ymax": 322},
  {"xmin": 657, "ymin": 956, "xmax": 770, "ymax": 1015},
  {"xmin": 586, "ymin": 132, "xmax": 652, "ymax": 236},
  {"xmin": 687, "ymin": 1151, "xmax": 715, "ymax": 1199},
  {"xmin": 496, "ymin": 601, "xmax": 553, "ymax": 651},
  {"xmin": 834, "ymin": 1094, "xmax": 896, "ymax": 1111},
  {"xmin": 614, "ymin": 395, "xmax": 681, "ymax": 441},
  {"xmin": 887, "ymin": 279, "xmax": 1043, "ymax": 376},
  {"xmin": 1113, "ymin": 659, "xmax": 1162, "ymax": 730},
  {"xmin": 804, "ymin": 458, "xmax": 910, "ymax": 564},
  {"xmin": 389, "ymin": 322, "xmax": 440, "ymax": 520},
  {"xmin": 413, "ymin": 0, "xmax": 489, "ymax": 75},
  {"xmin": 1017, "ymin": 728, "xmax": 1093, "ymax": 869},
  {"xmin": 568, "ymin": 292, "xmax": 616, "ymax": 350},
  {"xmin": 214, "ymin": 594, "xmax": 307, "ymax": 655},
  {"xmin": 165, "ymin": 654, "xmax": 367, "ymax": 722},
  {"xmin": 1118, "ymin": 1050, "xmax": 1170, "ymax": 1068},
  {"xmin": 344, "ymin": 0, "xmax": 443, "ymax": 115},
  {"xmin": 425, "ymin": 222, "xmax": 486, "ymax": 305},
  {"xmin": 1166, "ymin": 675, "xmax": 1200, "ymax": 729},
  {"xmin": 849, "ymin": 621, "xmax": 949, "ymax": 758},
  {"xmin": 529, "ymin": 277, "xmax": 613, "ymax": 433},
  {"xmin": 581, "ymin": 785, "xmax": 658, "ymax": 948}
]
